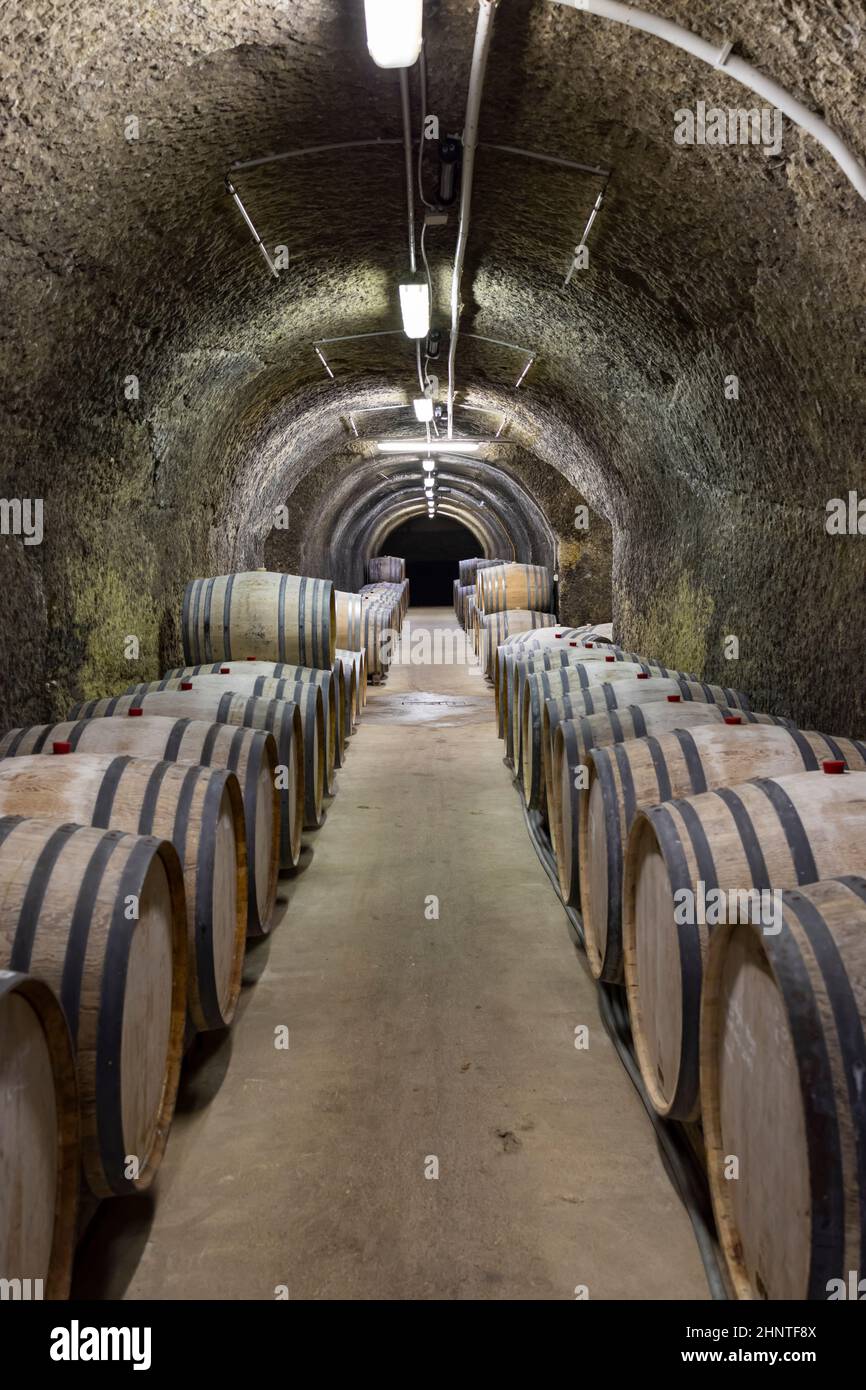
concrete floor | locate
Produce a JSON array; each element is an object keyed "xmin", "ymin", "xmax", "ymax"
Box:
[{"xmin": 73, "ymin": 607, "xmax": 708, "ymax": 1301}]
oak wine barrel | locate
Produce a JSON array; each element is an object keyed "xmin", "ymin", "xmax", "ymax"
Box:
[
  {"xmin": 336, "ymin": 591, "xmax": 392, "ymax": 678},
  {"xmin": 583, "ymin": 723, "xmax": 866, "ymax": 985},
  {"xmin": 480, "ymin": 609, "xmax": 557, "ymax": 677},
  {"xmin": 700, "ymin": 876, "xmax": 866, "ymax": 1301},
  {"xmin": 0, "ymin": 969, "xmax": 79, "ymax": 1299},
  {"xmin": 0, "ymin": 716, "xmax": 280, "ymax": 938},
  {"xmin": 367, "ymin": 555, "xmax": 405, "ymax": 583},
  {"xmin": 548, "ymin": 702, "xmax": 747, "ymax": 910},
  {"xmin": 183, "ymin": 571, "xmax": 335, "ymax": 670},
  {"xmin": 0, "ymin": 816, "xmax": 187, "ymax": 1197},
  {"xmin": 69, "ymin": 689, "xmax": 307, "ymax": 859},
  {"xmin": 128, "ymin": 670, "xmax": 340, "ymax": 790},
  {"xmin": 477, "ymin": 562, "xmax": 553, "ymax": 617},
  {"xmin": 623, "ymin": 768, "xmax": 866, "ymax": 1121},
  {"xmin": 0, "ymin": 754, "xmax": 248, "ymax": 1034}
]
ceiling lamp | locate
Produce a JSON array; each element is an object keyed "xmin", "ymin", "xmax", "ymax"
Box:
[
  {"xmin": 421, "ymin": 457, "xmax": 436, "ymax": 471},
  {"xmin": 399, "ymin": 280, "xmax": 430, "ymax": 340},
  {"xmin": 364, "ymin": 0, "xmax": 423, "ymax": 69},
  {"xmin": 413, "ymin": 396, "xmax": 435, "ymax": 423},
  {"xmin": 378, "ymin": 439, "xmax": 481, "ymax": 453}
]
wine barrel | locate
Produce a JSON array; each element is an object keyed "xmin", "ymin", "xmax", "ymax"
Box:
[
  {"xmin": 182, "ymin": 571, "xmax": 335, "ymax": 670},
  {"xmin": 493, "ymin": 626, "xmax": 594, "ymax": 717},
  {"xmin": 0, "ymin": 754, "xmax": 247, "ymax": 1034},
  {"xmin": 477, "ymin": 562, "xmax": 553, "ymax": 617},
  {"xmin": 532, "ymin": 674, "xmax": 754, "ymax": 782},
  {"xmin": 125, "ymin": 669, "xmax": 340, "ymax": 789},
  {"xmin": 507, "ymin": 648, "xmax": 676, "ymax": 752},
  {"xmin": 701, "ymin": 876, "xmax": 866, "ymax": 1301},
  {"xmin": 0, "ymin": 970, "xmax": 79, "ymax": 1299},
  {"xmin": 480, "ymin": 610, "xmax": 557, "ymax": 677},
  {"xmin": 549, "ymin": 704, "xmax": 742, "ymax": 909},
  {"xmin": 0, "ymin": 816, "xmax": 186, "ymax": 1197},
  {"xmin": 69, "ymin": 689, "xmax": 307, "ymax": 858},
  {"xmin": 336, "ymin": 591, "xmax": 392, "ymax": 679},
  {"xmin": 456, "ymin": 584, "xmax": 474, "ymax": 630},
  {"xmin": 166, "ymin": 654, "xmax": 362, "ymax": 728},
  {"xmin": 518, "ymin": 662, "xmax": 659, "ymax": 803},
  {"xmin": 583, "ymin": 724, "xmax": 866, "ymax": 986},
  {"xmin": 337, "ymin": 648, "xmax": 366, "ymax": 717},
  {"xmin": 367, "ymin": 555, "xmax": 405, "ymax": 583},
  {"xmin": 0, "ymin": 716, "xmax": 280, "ymax": 938},
  {"xmin": 623, "ymin": 767, "xmax": 866, "ymax": 1121},
  {"xmin": 458, "ymin": 557, "xmax": 501, "ymax": 589}
]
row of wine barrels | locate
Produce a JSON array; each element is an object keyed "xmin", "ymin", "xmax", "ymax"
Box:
[
  {"xmin": 702, "ymin": 875, "xmax": 866, "ymax": 1301},
  {"xmin": 480, "ymin": 610, "xmax": 557, "ymax": 677},
  {"xmin": 0, "ymin": 969, "xmax": 79, "ymax": 1298},
  {"xmin": 182, "ymin": 571, "xmax": 336, "ymax": 671},
  {"xmin": 535, "ymin": 674, "xmax": 754, "ymax": 789},
  {"xmin": 336, "ymin": 591, "xmax": 392, "ymax": 679},
  {"xmin": 337, "ymin": 648, "xmax": 367, "ymax": 717},
  {"xmin": 367, "ymin": 555, "xmax": 405, "ymax": 583},
  {"xmin": 458, "ymin": 557, "xmax": 502, "ymax": 589},
  {"xmin": 128, "ymin": 670, "xmax": 340, "ymax": 792},
  {"xmin": 547, "ymin": 703, "xmax": 786, "ymax": 910},
  {"xmin": 477, "ymin": 562, "xmax": 553, "ymax": 617},
  {"xmin": 0, "ymin": 716, "xmax": 280, "ymax": 938},
  {"xmin": 506, "ymin": 648, "xmax": 684, "ymax": 754},
  {"xmin": 164, "ymin": 651, "xmax": 360, "ymax": 746},
  {"xmin": 518, "ymin": 662, "xmax": 663, "ymax": 801},
  {"xmin": 0, "ymin": 816, "xmax": 187, "ymax": 1197},
  {"xmin": 362, "ymin": 584, "xmax": 407, "ymax": 630},
  {"xmin": 623, "ymin": 768, "xmax": 866, "ymax": 1122},
  {"xmin": 583, "ymin": 723, "xmax": 866, "ymax": 986},
  {"xmin": 455, "ymin": 584, "xmax": 474, "ymax": 629},
  {"xmin": 69, "ymin": 689, "xmax": 306, "ymax": 862},
  {"xmin": 0, "ymin": 753, "xmax": 248, "ymax": 1035}
]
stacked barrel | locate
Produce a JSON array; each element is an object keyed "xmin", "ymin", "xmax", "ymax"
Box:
[
  {"xmin": 483, "ymin": 614, "xmax": 866, "ymax": 1301},
  {"xmin": 0, "ymin": 567, "xmax": 369, "ymax": 1297},
  {"xmin": 460, "ymin": 560, "xmax": 558, "ymax": 671}
]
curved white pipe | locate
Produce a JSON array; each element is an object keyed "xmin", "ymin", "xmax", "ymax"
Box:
[{"xmin": 552, "ymin": 0, "xmax": 866, "ymax": 202}]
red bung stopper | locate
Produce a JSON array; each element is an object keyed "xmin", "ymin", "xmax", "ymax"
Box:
[
  {"xmin": 128, "ymin": 708, "xmax": 144, "ymax": 717},
  {"xmin": 246, "ymin": 656, "xmax": 256, "ymax": 661},
  {"xmin": 636, "ymin": 673, "xmax": 649, "ymax": 680},
  {"xmin": 52, "ymin": 741, "xmax": 72, "ymax": 754},
  {"xmin": 220, "ymin": 667, "xmax": 230, "ymax": 674},
  {"xmin": 585, "ymin": 642, "xmax": 594, "ymax": 648},
  {"xmin": 723, "ymin": 715, "xmax": 742, "ymax": 725},
  {"xmin": 180, "ymin": 681, "xmax": 193, "ymax": 691},
  {"xmin": 555, "ymin": 632, "xmax": 563, "ymax": 639},
  {"xmin": 823, "ymin": 760, "xmax": 846, "ymax": 775},
  {"xmin": 605, "ymin": 655, "xmax": 615, "ymax": 662},
  {"xmin": 667, "ymin": 695, "xmax": 681, "ymax": 703}
]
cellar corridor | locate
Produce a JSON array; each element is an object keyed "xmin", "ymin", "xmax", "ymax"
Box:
[{"xmin": 71, "ymin": 609, "xmax": 705, "ymax": 1301}]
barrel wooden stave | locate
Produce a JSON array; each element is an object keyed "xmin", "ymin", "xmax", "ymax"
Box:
[
  {"xmin": 701, "ymin": 876, "xmax": 866, "ymax": 1301},
  {"xmin": 0, "ymin": 817, "xmax": 187, "ymax": 1197},
  {"xmin": 183, "ymin": 571, "xmax": 335, "ymax": 670},
  {"xmin": 0, "ymin": 754, "xmax": 247, "ymax": 1033},
  {"xmin": 623, "ymin": 768, "xmax": 866, "ymax": 1121},
  {"xmin": 0, "ymin": 969, "xmax": 79, "ymax": 1298},
  {"xmin": 480, "ymin": 609, "xmax": 557, "ymax": 677}
]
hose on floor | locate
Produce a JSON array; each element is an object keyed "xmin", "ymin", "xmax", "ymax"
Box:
[{"xmin": 518, "ymin": 791, "xmax": 730, "ymax": 1301}]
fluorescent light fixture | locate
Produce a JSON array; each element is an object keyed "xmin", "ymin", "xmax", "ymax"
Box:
[
  {"xmin": 399, "ymin": 281, "xmax": 430, "ymax": 340},
  {"xmin": 364, "ymin": 0, "xmax": 423, "ymax": 69},
  {"xmin": 422, "ymin": 457, "xmax": 436, "ymax": 471},
  {"xmin": 413, "ymin": 396, "xmax": 435, "ymax": 423},
  {"xmin": 378, "ymin": 439, "xmax": 481, "ymax": 453}
]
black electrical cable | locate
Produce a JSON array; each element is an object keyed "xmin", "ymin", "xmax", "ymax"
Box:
[{"xmin": 515, "ymin": 782, "xmax": 730, "ymax": 1301}]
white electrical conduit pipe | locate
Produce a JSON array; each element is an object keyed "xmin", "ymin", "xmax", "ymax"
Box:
[
  {"xmin": 447, "ymin": 0, "xmax": 500, "ymax": 439},
  {"xmin": 550, "ymin": 0, "xmax": 866, "ymax": 203}
]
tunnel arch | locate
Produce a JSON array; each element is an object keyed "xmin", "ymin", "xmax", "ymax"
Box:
[{"xmin": 1, "ymin": 0, "xmax": 864, "ymax": 734}]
